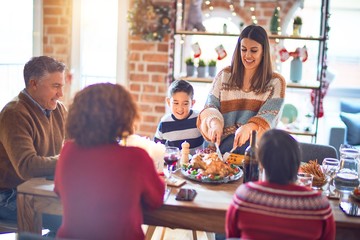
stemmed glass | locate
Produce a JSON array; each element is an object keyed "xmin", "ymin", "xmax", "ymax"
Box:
[
  {"xmin": 164, "ymin": 146, "xmax": 180, "ymax": 181},
  {"xmin": 322, "ymin": 158, "xmax": 340, "ymax": 195}
]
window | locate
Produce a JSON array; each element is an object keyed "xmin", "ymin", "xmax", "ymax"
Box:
[
  {"xmin": 70, "ymin": 0, "xmax": 129, "ymax": 97},
  {"xmin": 327, "ymin": 0, "xmax": 360, "ymax": 92},
  {"xmin": 0, "ymin": 0, "xmax": 41, "ymax": 109}
]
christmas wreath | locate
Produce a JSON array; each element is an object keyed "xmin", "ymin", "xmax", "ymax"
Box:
[{"xmin": 128, "ymin": 0, "xmax": 171, "ymax": 41}]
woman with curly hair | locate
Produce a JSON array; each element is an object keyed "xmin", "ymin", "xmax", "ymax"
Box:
[{"xmin": 54, "ymin": 83, "xmax": 165, "ymax": 240}]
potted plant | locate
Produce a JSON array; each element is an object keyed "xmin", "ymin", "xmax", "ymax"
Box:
[
  {"xmin": 293, "ymin": 16, "xmax": 302, "ymax": 36},
  {"xmin": 185, "ymin": 57, "xmax": 195, "ymax": 76},
  {"xmin": 208, "ymin": 59, "xmax": 217, "ymax": 77},
  {"xmin": 197, "ymin": 59, "xmax": 206, "ymax": 78}
]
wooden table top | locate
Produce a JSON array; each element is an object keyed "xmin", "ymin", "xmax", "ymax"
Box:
[
  {"xmin": 17, "ymin": 172, "xmax": 240, "ymax": 207},
  {"xmin": 17, "ymin": 174, "xmax": 360, "ymax": 235}
]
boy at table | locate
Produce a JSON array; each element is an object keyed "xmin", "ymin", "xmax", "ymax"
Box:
[
  {"xmin": 226, "ymin": 129, "xmax": 335, "ymax": 239},
  {"xmin": 154, "ymin": 79, "xmax": 204, "ymax": 154}
]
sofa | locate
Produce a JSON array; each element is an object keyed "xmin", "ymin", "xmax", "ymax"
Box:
[{"xmin": 328, "ymin": 100, "xmax": 360, "ymax": 153}]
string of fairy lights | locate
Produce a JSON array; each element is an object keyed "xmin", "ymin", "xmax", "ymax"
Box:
[
  {"xmin": 175, "ymin": 0, "xmax": 284, "ymax": 45},
  {"xmin": 176, "ymin": 0, "xmax": 269, "ymax": 32},
  {"xmin": 201, "ymin": 0, "xmax": 258, "ymax": 25}
]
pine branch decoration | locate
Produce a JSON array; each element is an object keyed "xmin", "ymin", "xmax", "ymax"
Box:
[{"xmin": 127, "ymin": 0, "xmax": 171, "ymax": 41}]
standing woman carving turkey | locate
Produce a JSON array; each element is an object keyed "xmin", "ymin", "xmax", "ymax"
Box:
[{"xmin": 197, "ymin": 25, "xmax": 286, "ymax": 154}]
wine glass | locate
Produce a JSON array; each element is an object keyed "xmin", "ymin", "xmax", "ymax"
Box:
[
  {"xmin": 322, "ymin": 158, "xmax": 340, "ymax": 195},
  {"xmin": 164, "ymin": 146, "xmax": 180, "ymax": 180}
]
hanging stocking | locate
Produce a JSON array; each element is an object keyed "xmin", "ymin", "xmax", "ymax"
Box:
[
  {"xmin": 310, "ymin": 72, "xmax": 330, "ymax": 118},
  {"xmin": 191, "ymin": 42, "xmax": 201, "ymax": 58},
  {"xmin": 215, "ymin": 44, "xmax": 227, "ymax": 60},
  {"xmin": 311, "ymin": 40, "xmax": 332, "ymax": 119}
]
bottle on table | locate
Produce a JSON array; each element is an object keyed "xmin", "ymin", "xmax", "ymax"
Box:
[{"xmin": 243, "ymin": 130, "xmax": 259, "ymax": 183}]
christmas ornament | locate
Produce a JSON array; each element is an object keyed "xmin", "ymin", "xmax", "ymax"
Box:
[
  {"xmin": 191, "ymin": 42, "xmax": 202, "ymax": 58},
  {"xmin": 215, "ymin": 44, "xmax": 227, "ymax": 60}
]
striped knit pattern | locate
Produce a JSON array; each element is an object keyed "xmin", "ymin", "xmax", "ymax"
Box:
[
  {"xmin": 226, "ymin": 181, "xmax": 335, "ymax": 240},
  {"xmin": 233, "ymin": 182, "xmax": 333, "ymax": 220},
  {"xmin": 198, "ymin": 67, "xmax": 286, "ymax": 140},
  {"xmin": 154, "ymin": 110, "xmax": 204, "ymax": 152}
]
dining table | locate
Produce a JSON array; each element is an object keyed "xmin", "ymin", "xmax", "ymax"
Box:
[{"xmin": 16, "ymin": 172, "xmax": 360, "ymax": 239}]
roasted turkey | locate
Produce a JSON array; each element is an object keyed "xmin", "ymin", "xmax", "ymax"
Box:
[{"xmin": 190, "ymin": 152, "xmax": 236, "ymax": 178}]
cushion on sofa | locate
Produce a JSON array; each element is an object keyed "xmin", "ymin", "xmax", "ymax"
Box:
[
  {"xmin": 340, "ymin": 112, "xmax": 360, "ymax": 145},
  {"xmin": 341, "ymin": 100, "xmax": 360, "ymax": 113}
]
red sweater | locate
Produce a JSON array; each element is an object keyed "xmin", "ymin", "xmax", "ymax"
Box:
[
  {"xmin": 226, "ymin": 181, "xmax": 335, "ymax": 240},
  {"xmin": 54, "ymin": 141, "xmax": 165, "ymax": 240}
]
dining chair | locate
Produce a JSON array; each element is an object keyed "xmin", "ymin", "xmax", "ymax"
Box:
[
  {"xmin": 298, "ymin": 142, "xmax": 338, "ymax": 165},
  {"xmin": 17, "ymin": 232, "xmax": 55, "ymax": 240},
  {"xmin": 0, "ymin": 219, "xmax": 17, "ymax": 233},
  {"xmin": 145, "ymin": 226, "xmax": 215, "ymax": 240},
  {"xmin": 145, "ymin": 226, "xmax": 200, "ymax": 240}
]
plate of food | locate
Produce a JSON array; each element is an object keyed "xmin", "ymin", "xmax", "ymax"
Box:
[{"xmin": 181, "ymin": 152, "xmax": 243, "ymax": 184}]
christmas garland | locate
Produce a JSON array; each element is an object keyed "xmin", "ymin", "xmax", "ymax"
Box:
[{"xmin": 128, "ymin": 0, "xmax": 171, "ymax": 41}]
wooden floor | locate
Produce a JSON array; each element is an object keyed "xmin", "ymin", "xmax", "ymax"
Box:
[
  {"xmin": 0, "ymin": 227, "xmax": 214, "ymax": 240},
  {"xmin": 143, "ymin": 225, "xmax": 214, "ymax": 240}
]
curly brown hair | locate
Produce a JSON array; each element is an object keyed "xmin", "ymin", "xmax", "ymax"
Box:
[{"xmin": 66, "ymin": 83, "xmax": 139, "ymax": 147}]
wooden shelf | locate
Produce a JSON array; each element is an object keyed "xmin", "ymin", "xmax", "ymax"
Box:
[
  {"xmin": 268, "ymin": 34, "xmax": 325, "ymax": 41},
  {"xmin": 175, "ymin": 30, "xmax": 324, "ymax": 41},
  {"xmin": 179, "ymin": 76, "xmax": 320, "ymax": 90},
  {"xmin": 286, "ymin": 81, "xmax": 320, "ymax": 90},
  {"xmin": 175, "ymin": 30, "xmax": 239, "ymax": 37},
  {"xmin": 285, "ymin": 129, "xmax": 316, "ymax": 137},
  {"xmin": 180, "ymin": 76, "xmax": 213, "ymax": 83}
]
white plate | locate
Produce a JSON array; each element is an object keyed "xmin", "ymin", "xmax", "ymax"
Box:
[{"xmin": 181, "ymin": 164, "xmax": 243, "ymax": 184}]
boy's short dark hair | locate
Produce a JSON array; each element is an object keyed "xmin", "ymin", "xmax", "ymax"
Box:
[{"xmin": 168, "ymin": 80, "xmax": 194, "ymax": 99}]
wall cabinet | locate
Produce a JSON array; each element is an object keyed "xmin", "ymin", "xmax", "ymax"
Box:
[{"xmin": 171, "ymin": 0, "xmax": 330, "ymax": 142}]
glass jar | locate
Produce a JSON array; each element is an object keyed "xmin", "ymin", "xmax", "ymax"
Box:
[{"xmin": 334, "ymin": 145, "xmax": 360, "ymax": 191}]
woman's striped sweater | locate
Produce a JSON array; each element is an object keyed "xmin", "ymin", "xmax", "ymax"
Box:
[{"xmin": 197, "ymin": 67, "xmax": 286, "ymax": 141}]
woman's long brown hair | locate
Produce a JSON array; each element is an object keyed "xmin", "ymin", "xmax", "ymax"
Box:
[{"xmin": 229, "ymin": 25, "xmax": 273, "ymax": 93}]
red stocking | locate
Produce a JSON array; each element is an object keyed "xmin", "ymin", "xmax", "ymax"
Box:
[
  {"xmin": 215, "ymin": 44, "xmax": 227, "ymax": 60},
  {"xmin": 311, "ymin": 79, "xmax": 329, "ymax": 118},
  {"xmin": 192, "ymin": 42, "xmax": 201, "ymax": 58}
]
